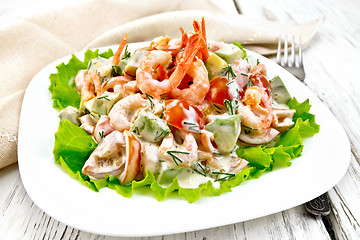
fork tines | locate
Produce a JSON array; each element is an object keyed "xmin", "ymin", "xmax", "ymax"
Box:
[{"xmin": 276, "ymin": 35, "xmax": 305, "ymax": 81}]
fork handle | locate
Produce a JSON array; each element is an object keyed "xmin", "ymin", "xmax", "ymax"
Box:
[{"xmin": 305, "ymin": 192, "xmax": 331, "ymax": 216}]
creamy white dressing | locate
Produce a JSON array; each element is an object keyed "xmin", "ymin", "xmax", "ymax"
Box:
[
  {"xmin": 176, "ymin": 167, "xmax": 220, "ymax": 189},
  {"xmin": 73, "ymin": 38, "xmax": 289, "ymax": 191}
]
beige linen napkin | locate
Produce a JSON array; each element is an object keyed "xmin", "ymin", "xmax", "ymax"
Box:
[{"xmin": 0, "ymin": 0, "xmax": 321, "ymax": 169}]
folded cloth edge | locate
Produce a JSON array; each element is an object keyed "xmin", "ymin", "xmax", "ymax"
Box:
[{"xmin": 86, "ymin": 10, "xmax": 322, "ymax": 55}]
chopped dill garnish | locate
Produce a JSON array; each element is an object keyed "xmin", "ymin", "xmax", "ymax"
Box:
[
  {"xmin": 212, "ymin": 171, "xmax": 236, "ymax": 176},
  {"xmin": 242, "ymin": 125, "xmax": 255, "ymax": 130},
  {"xmin": 256, "ymin": 59, "xmax": 260, "ymax": 65},
  {"xmin": 122, "ymin": 45, "xmax": 131, "ymax": 60},
  {"xmin": 224, "ymin": 99, "xmax": 239, "ymax": 115},
  {"xmin": 154, "ymin": 131, "xmax": 168, "ymax": 141},
  {"xmin": 99, "ymin": 131, "xmax": 105, "ymax": 140},
  {"xmin": 132, "ymin": 126, "xmax": 140, "ymax": 135},
  {"xmin": 213, "ymin": 152, "xmax": 222, "ymax": 155},
  {"xmin": 226, "ymin": 80, "xmax": 234, "ymax": 86},
  {"xmin": 246, "ymin": 79, "xmax": 254, "ymax": 89},
  {"xmin": 160, "ymin": 104, "xmax": 164, "ymax": 119},
  {"xmin": 194, "ymin": 168, "xmax": 206, "ymax": 177},
  {"xmin": 212, "ymin": 171, "xmax": 236, "ymax": 182},
  {"xmin": 97, "ymin": 95, "xmax": 110, "ymax": 101},
  {"xmin": 223, "ymin": 64, "xmax": 236, "ymax": 81},
  {"xmin": 145, "ymin": 93, "xmax": 154, "ymax": 109},
  {"xmin": 167, "ymin": 150, "xmax": 189, "ymax": 165},
  {"xmin": 111, "ymin": 65, "xmax": 121, "ymax": 77},
  {"xmin": 197, "ymin": 162, "xmax": 205, "ymax": 172},
  {"xmin": 214, "ymin": 176, "xmax": 234, "ymax": 182},
  {"xmin": 183, "ymin": 121, "xmax": 200, "ymax": 133}
]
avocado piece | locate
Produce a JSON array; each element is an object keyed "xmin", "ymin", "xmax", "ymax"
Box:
[
  {"xmin": 83, "ymin": 91, "xmax": 122, "ymax": 116},
  {"xmin": 205, "ymin": 114, "xmax": 241, "ymax": 154},
  {"xmin": 88, "ymin": 57, "xmax": 113, "ymax": 78},
  {"xmin": 130, "ymin": 110, "xmax": 170, "ymax": 143},
  {"xmin": 270, "ymin": 76, "xmax": 292, "ymax": 104},
  {"xmin": 205, "ymin": 53, "xmax": 228, "ymax": 80},
  {"xmin": 118, "ymin": 58, "xmax": 128, "ymax": 74},
  {"xmin": 124, "ymin": 49, "xmax": 149, "ymax": 76},
  {"xmin": 58, "ymin": 106, "xmax": 82, "ymax": 125},
  {"xmin": 215, "ymin": 43, "xmax": 244, "ymax": 64}
]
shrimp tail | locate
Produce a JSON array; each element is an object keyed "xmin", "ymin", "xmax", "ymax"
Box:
[
  {"xmin": 193, "ymin": 17, "xmax": 209, "ymax": 62},
  {"xmin": 113, "ymin": 34, "xmax": 128, "ymax": 65},
  {"xmin": 179, "ymin": 27, "xmax": 188, "ymax": 48}
]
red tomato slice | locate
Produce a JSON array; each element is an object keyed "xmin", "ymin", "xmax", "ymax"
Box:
[
  {"xmin": 164, "ymin": 99, "xmax": 204, "ymax": 133},
  {"xmin": 205, "ymin": 76, "xmax": 230, "ymax": 106}
]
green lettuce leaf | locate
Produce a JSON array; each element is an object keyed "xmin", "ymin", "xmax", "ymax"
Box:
[
  {"xmin": 50, "ymin": 49, "xmax": 320, "ymax": 203},
  {"xmin": 49, "ymin": 49, "xmax": 114, "ymax": 110}
]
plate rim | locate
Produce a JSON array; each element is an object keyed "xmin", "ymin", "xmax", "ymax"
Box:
[{"xmin": 17, "ymin": 43, "xmax": 351, "ymax": 237}]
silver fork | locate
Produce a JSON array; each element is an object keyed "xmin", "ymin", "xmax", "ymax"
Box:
[
  {"xmin": 276, "ymin": 35, "xmax": 330, "ymax": 216},
  {"xmin": 276, "ymin": 35, "xmax": 305, "ymax": 82}
]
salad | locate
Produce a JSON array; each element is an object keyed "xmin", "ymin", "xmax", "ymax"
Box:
[{"xmin": 49, "ymin": 18, "xmax": 319, "ymax": 203}]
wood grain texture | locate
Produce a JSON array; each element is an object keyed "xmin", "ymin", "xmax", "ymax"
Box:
[{"xmin": 1, "ymin": 0, "xmax": 360, "ymax": 239}]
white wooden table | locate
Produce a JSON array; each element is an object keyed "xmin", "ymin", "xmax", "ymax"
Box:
[{"xmin": 1, "ymin": 0, "xmax": 360, "ymax": 239}]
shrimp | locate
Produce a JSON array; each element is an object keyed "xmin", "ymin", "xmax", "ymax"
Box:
[
  {"xmin": 136, "ymin": 33, "xmax": 201, "ymax": 98},
  {"xmin": 101, "ymin": 76, "xmax": 138, "ymax": 95},
  {"xmin": 108, "ymin": 93, "xmax": 150, "ymax": 132},
  {"xmin": 75, "ymin": 69, "xmax": 87, "ymax": 92},
  {"xmin": 101, "ymin": 76, "xmax": 130, "ymax": 93},
  {"xmin": 78, "ymin": 71, "xmax": 102, "ymax": 102},
  {"xmin": 92, "ymin": 115, "xmax": 115, "ymax": 143},
  {"xmin": 179, "ymin": 17, "xmax": 209, "ymax": 62},
  {"xmin": 112, "ymin": 34, "xmax": 128, "ymax": 65},
  {"xmin": 82, "ymin": 130, "xmax": 142, "ymax": 185},
  {"xmin": 238, "ymin": 86, "xmax": 274, "ymax": 130},
  {"xmin": 249, "ymin": 63, "xmax": 272, "ymax": 96},
  {"xmin": 170, "ymin": 56, "xmax": 210, "ymax": 105},
  {"xmin": 150, "ymin": 36, "xmax": 171, "ymax": 51},
  {"xmin": 149, "ymin": 35, "xmax": 183, "ymax": 56},
  {"xmin": 158, "ymin": 132, "xmax": 198, "ymax": 167}
]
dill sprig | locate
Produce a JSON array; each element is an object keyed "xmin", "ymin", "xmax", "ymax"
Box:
[
  {"xmin": 226, "ymin": 80, "xmax": 234, "ymax": 86},
  {"xmin": 183, "ymin": 121, "xmax": 201, "ymax": 133},
  {"xmin": 212, "ymin": 171, "xmax": 236, "ymax": 182},
  {"xmin": 99, "ymin": 131, "xmax": 105, "ymax": 140},
  {"xmin": 224, "ymin": 99, "xmax": 239, "ymax": 115},
  {"xmin": 160, "ymin": 104, "xmax": 164, "ymax": 119},
  {"xmin": 154, "ymin": 131, "xmax": 169, "ymax": 142},
  {"xmin": 97, "ymin": 95, "xmax": 110, "ymax": 101},
  {"xmin": 246, "ymin": 79, "xmax": 254, "ymax": 89},
  {"xmin": 194, "ymin": 168, "xmax": 206, "ymax": 177},
  {"xmin": 122, "ymin": 45, "xmax": 131, "ymax": 60},
  {"xmin": 167, "ymin": 150, "xmax": 189, "ymax": 166},
  {"xmin": 223, "ymin": 64, "xmax": 236, "ymax": 81},
  {"xmin": 132, "ymin": 126, "xmax": 140, "ymax": 135},
  {"xmin": 145, "ymin": 93, "xmax": 154, "ymax": 109}
]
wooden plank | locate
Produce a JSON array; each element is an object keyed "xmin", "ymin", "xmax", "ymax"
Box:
[{"xmin": 0, "ymin": 0, "xmax": 359, "ymax": 239}]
